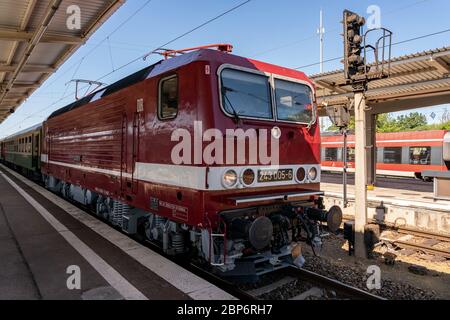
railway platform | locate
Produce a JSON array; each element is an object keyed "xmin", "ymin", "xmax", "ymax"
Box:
[
  {"xmin": 321, "ymin": 182, "xmax": 450, "ymax": 236},
  {"xmin": 0, "ymin": 165, "xmax": 234, "ymax": 300}
]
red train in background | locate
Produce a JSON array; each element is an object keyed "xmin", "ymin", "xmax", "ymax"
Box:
[
  {"xmin": 1, "ymin": 45, "xmax": 342, "ymax": 278},
  {"xmin": 321, "ymin": 130, "xmax": 450, "ymax": 178}
]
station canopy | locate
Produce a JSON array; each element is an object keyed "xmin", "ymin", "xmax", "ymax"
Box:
[
  {"xmin": 0, "ymin": 0, "xmax": 124, "ymax": 124},
  {"xmin": 311, "ymin": 46, "xmax": 450, "ymax": 115}
]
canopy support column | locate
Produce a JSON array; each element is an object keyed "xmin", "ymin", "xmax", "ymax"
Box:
[{"xmin": 354, "ymin": 91, "xmax": 368, "ymax": 258}]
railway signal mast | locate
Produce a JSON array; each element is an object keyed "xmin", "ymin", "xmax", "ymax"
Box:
[
  {"xmin": 318, "ymin": 9, "xmax": 326, "ymax": 132},
  {"xmin": 341, "ymin": 9, "xmax": 392, "ymax": 258}
]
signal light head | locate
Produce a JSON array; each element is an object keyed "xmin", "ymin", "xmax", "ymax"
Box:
[
  {"xmin": 353, "ymin": 34, "xmax": 363, "ymax": 44},
  {"xmin": 346, "ymin": 13, "xmax": 365, "ymax": 26},
  {"xmin": 357, "ymin": 16, "xmax": 366, "ymax": 26},
  {"xmin": 348, "ymin": 54, "xmax": 363, "ymax": 64}
]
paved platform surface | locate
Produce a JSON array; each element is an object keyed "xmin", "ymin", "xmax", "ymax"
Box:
[
  {"xmin": 0, "ymin": 165, "xmax": 234, "ymax": 300},
  {"xmin": 322, "ymin": 182, "xmax": 449, "ymax": 211},
  {"xmin": 322, "ymin": 173, "xmax": 433, "ymax": 193}
]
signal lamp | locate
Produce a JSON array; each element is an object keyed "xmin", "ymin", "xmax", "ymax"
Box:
[
  {"xmin": 242, "ymin": 169, "xmax": 255, "ymax": 186},
  {"xmin": 296, "ymin": 167, "xmax": 306, "ymax": 182}
]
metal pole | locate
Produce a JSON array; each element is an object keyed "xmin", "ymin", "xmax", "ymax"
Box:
[
  {"xmin": 318, "ymin": 9, "xmax": 325, "ymax": 131},
  {"xmin": 354, "ymin": 91, "xmax": 368, "ymax": 258},
  {"xmin": 342, "ymin": 127, "xmax": 348, "ymax": 208},
  {"xmin": 318, "ymin": 9, "xmax": 324, "ymax": 73}
]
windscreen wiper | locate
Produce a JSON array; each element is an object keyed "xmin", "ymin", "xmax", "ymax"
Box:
[{"xmin": 221, "ymin": 86, "xmax": 241, "ymax": 124}]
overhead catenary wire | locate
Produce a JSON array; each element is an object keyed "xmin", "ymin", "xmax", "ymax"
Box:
[
  {"xmin": 40, "ymin": 0, "xmax": 155, "ymax": 92},
  {"xmin": 2, "ymin": 26, "xmax": 448, "ymax": 135},
  {"xmin": 294, "ymin": 27, "xmax": 450, "ymax": 70},
  {"xmin": 0, "ymin": 0, "xmax": 253, "ymax": 137},
  {"xmin": 250, "ymin": 0, "xmax": 434, "ymax": 59},
  {"xmin": 96, "ymin": 0, "xmax": 253, "ymax": 83}
]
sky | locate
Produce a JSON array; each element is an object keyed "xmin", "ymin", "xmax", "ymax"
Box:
[{"xmin": 1, "ymin": 0, "xmax": 449, "ymax": 138}]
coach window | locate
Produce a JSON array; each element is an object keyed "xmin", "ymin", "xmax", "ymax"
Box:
[
  {"xmin": 325, "ymin": 148, "xmax": 338, "ymax": 161},
  {"xmin": 220, "ymin": 68, "xmax": 272, "ymax": 119},
  {"xmin": 158, "ymin": 75, "xmax": 178, "ymax": 120},
  {"xmin": 409, "ymin": 147, "xmax": 431, "ymax": 165},
  {"xmin": 383, "ymin": 147, "xmax": 402, "ymax": 164}
]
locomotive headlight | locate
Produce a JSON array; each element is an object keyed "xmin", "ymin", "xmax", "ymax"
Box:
[
  {"xmin": 296, "ymin": 167, "xmax": 306, "ymax": 183},
  {"xmin": 242, "ymin": 168, "xmax": 255, "ymax": 186},
  {"xmin": 222, "ymin": 170, "xmax": 238, "ymax": 188},
  {"xmin": 308, "ymin": 167, "xmax": 318, "ymax": 181},
  {"xmin": 271, "ymin": 127, "xmax": 282, "ymax": 140}
]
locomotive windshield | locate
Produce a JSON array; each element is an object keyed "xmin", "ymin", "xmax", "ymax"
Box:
[
  {"xmin": 274, "ymin": 79, "xmax": 313, "ymax": 123},
  {"xmin": 220, "ymin": 68, "xmax": 272, "ymax": 119},
  {"xmin": 220, "ymin": 67, "xmax": 314, "ymax": 124}
]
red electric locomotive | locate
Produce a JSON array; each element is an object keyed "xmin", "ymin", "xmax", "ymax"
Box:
[{"xmin": 13, "ymin": 45, "xmax": 343, "ymax": 277}]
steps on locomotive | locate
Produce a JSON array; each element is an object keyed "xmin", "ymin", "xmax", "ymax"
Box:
[{"xmin": 215, "ymin": 250, "xmax": 294, "ymax": 282}]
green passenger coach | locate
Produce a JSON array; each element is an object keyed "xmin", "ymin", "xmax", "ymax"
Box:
[{"xmin": 0, "ymin": 124, "xmax": 42, "ymax": 176}]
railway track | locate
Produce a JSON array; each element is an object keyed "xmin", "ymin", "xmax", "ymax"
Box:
[
  {"xmin": 381, "ymin": 227, "xmax": 450, "ymax": 259},
  {"xmin": 342, "ymin": 216, "xmax": 450, "ymax": 259},
  {"xmin": 239, "ymin": 267, "xmax": 384, "ymax": 300}
]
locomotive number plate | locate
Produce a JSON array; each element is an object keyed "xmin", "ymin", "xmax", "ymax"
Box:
[{"xmin": 258, "ymin": 169, "xmax": 293, "ymax": 183}]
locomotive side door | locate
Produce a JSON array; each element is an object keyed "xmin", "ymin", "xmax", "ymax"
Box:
[
  {"xmin": 45, "ymin": 126, "xmax": 50, "ymax": 172},
  {"xmin": 131, "ymin": 110, "xmax": 141, "ymax": 194},
  {"xmin": 120, "ymin": 113, "xmax": 128, "ymax": 192},
  {"xmin": 121, "ymin": 108, "xmax": 141, "ymax": 196}
]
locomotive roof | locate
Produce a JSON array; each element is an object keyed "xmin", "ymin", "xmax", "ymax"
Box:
[
  {"xmin": 48, "ymin": 61, "xmax": 162, "ymax": 119},
  {"xmin": 47, "ymin": 49, "xmax": 311, "ymax": 120}
]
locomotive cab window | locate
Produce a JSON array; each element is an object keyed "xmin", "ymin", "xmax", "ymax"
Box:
[
  {"xmin": 275, "ymin": 79, "xmax": 313, "ymax": 123},
  {"xmin": 220, "ymin": 68, "xmax": 272, "ymax": 119},
  {"xmin": 158, "ymin": 75, "xmax": 178, "ymax": 119},
  {"xmin": 409, "ymin": 147, "xmax": 431, "ymax": 165}
]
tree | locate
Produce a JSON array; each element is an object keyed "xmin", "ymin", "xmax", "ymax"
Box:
[
  {"xmin": 326, "ymin": 112, "xmax": 431, "ymax": 133},
  {"xmin": 376, "ymin": 113, "xmax": 398, "ymax": 132},
  {"xmin": 419, "ymin": 120, "xmax": 450, "ymax": 131},
  {"xmin": 395, "ymin": 112, "xmax": 427, "ymax": 131}
]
